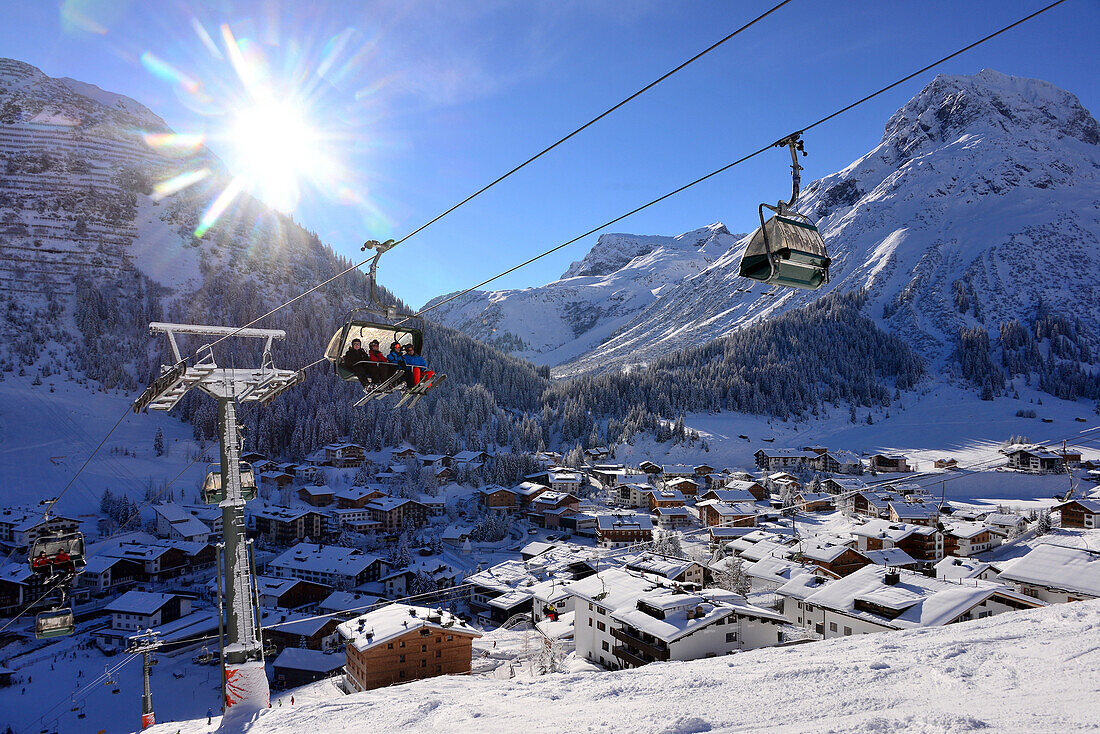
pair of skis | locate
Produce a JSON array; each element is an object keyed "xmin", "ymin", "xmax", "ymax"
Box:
[{"xmin": 353, "ymin": 370, "xmax": 446, "ymax": 408}]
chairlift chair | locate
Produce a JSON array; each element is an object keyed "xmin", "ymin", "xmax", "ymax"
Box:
[
  {"xmin": 201, "ymin": 463, "xmax": 257, "ymax": 504},
  {"xmin": 738, "ymin": 133, "xmax": 831, "ymax": 291},
  {"xmin": 34, "ymin": 608, "xmax": 75, "ymax": 639},
  {"xmin": 324, "ymin": 239, "xmax": 444, "ymax": 405},
  {"xmin": 29, "ymin": 532, "xmax": 86, "ymax": 577}
]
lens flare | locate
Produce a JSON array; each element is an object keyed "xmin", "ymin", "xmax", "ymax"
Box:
[
  {"xmin": 195, "ymin": 176, "xmax": 246, "ymax": 237},
  {"xmin": 153, "ymin": 168, "xmax": 211, "ymax": 201},
  {"xmin": 143, "ymin": 132, "xmax": 205, "ymax": 154},
  {"xmin": 140, "ymin": 52, "xmax": 200, "ymax": 94}
]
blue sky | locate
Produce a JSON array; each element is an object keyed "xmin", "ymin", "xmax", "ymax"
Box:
[{"xmin": 1, "ymin": 0, "xmax": 1096, "ymax": 309}]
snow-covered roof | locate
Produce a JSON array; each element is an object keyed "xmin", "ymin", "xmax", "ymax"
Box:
[
  {"xmin": 756, "ymin": 449, "xmax": 815, "ymax": 459},
  {"xmin": 984, "ymin": 512, "xmax": 1028, "ymax": 527},
  {"xmin": 998, "ymin": 545, "xmax": 1100, "ymax": 598},
  {"xmin": 270, "ymin": 543, "xmax": 381, "ymax": 578},
  {"xmin": 934, "ymin": 556, "xmax": 999, "ymax": 581},
  {"xmin": 742, "ymin": 557, "xmax": 817, "ymax": 586},
  {"xmin": 318, "ymin": 591, "xmax": 385, "ymax": 614},
  {"xmin": 338, "ymin": 604, "xmax": 480, "ymax": 652},
  {"xmin": 1058, "ymin": 499, "xmax": 1100, "ymax": 513},
  {"xmin": 565, "ymin": 568, "xmax": 666, "ymax": 610},
  {"xmin": 944, "ymin": 521, "xmax": 989, "ymax": 539},
  {"xmin": 851, "ymin": 519, "xmax": 926, "ymax": 542},
  {"xmin": 520, "ymin": 541, "xmax": 558, "ymax": 558},
  {"xmin": 826, "ymin": 450, "xmax": 862, "ymax": 464},
  {"xmin": 704, "ymin": 489, "xmax": 758, "ymax": 504},
  {"xmin": 890, "ymin": 502, "xmax": 940, "ymax": 520},
  {"xmin": 479, "ymin": 485, "xmax": 515, "ymax": 497},
  {"xmin": 253, "ymin": 506, "xmax": 317, "ymax": 522},
  {"xmin": 466, "ymin": 559, "xmax": 539, "ymax": 594},
  {"xmin": 825, "ymin": 478, "xmax": 869, "ymax": 491},
  {"xmin": 153, "ymin": 503, "xmax": 194, "ymax": 523},
  {"xmin": 333, "ymin": 486, "xmax": 383, "ymax": 501},
  {"xmin": 802, "ymin": 566, "xmax": 1042, "ymax": 629},
  {"xmin": 272, "ymin": 648, "xmax": 345, "ymax": 673},
  {"xmin": 263, "ymin": 611, "xmax": 338, "ymax": 637},
  {"xmin": 863, "ymin": 548, "xmax": 918, "ymax": 567},
  {"xmin": 802, "ymin": 544, "xmax": 858, "ymax": 564},
  {"xmin": 775, "ymin": 572, "xmax": 833, "ymax": 600},
  {"xmin": 366, "ymin": 497, "xmax": 416, "ymax": 512},
  {"xmin": 513, "ymin": 481, "xmax": 550, "ymax": 497},
  {"xmin": 620, "ymin": 552, "xmax": 700, "ymax": 580},
  {"xmin": 104, "ymin": 591, "xmax": 180, "ymax": 615},
  {"xmin": 654, "ymin": 506, "xmax": 691, "ymax": 517},
  {"xmin": 596, "ymin": 514, "xmax": 653, "ymax": 531}
]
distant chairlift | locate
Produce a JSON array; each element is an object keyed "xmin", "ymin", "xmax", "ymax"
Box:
[
  {"xmin": 738, "ymin": 133, "xmax": 831, "ymax": 291},
  {"xmin": 201, "ymin": 463, "xmax": 257, "ymax": 504},
  {"xmin": 324, "ymin": 238, "xmax": 445, "ymax": 408},
  {"xmin": 28, "ymin": 509, "xmax": 86, "ymax": 640}
]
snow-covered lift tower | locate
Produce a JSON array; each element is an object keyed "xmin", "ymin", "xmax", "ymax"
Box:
[{"xmin": 133, "ymin": 322, "xmax": 303, "ymax": 716}]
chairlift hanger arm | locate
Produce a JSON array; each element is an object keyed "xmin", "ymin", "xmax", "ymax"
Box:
[{"xmin": 773, "ymin": 132, "xmax": 806, "ymax": 213}]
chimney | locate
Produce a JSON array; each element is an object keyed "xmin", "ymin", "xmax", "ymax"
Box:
[{"xmin": 884, "ymin": 571, "xmax": 900, "ymax": 586}]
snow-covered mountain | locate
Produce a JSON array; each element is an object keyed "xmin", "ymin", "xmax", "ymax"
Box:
[
  {"xmin": 432, "ymin": 70, "xmax": 1100, "ymax": 378},
  {"xmin": 423, "ymin": 223, "xmax": 741, "ymax": 365}
]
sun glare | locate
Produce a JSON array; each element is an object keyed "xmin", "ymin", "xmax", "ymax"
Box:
[{"xmin": 228, "ymin": 101, "xmax": 326, "ymax": 213}]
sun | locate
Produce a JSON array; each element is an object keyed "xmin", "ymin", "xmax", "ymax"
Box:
[{"xmin": 227, "ymin": 101, "xmax": 327, "ymax": 213}]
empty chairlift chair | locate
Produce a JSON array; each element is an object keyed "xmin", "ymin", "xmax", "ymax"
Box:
[
  {"xmin": 738, "ymin": 133, "xmax": 831, "ymax": 290},
  {"xmin": 201, "ymin": 463, "xmax": 257, "ymax": 504}
]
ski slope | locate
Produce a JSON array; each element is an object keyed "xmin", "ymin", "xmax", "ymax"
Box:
[{"xmin": 149, "ymin": 599, "xmax": 1100, "ymax": 734}]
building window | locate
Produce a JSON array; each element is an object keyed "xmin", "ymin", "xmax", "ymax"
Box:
[
  {"xmin": 844, "ymin": 627, "xmax": 852, "ymax": 636},
  {"xmin": 725, "ymin": 632, "xmax": 737, "ymax": 643},
  {"xmin": 400, "ymin": 641, "xmax": 405, "ymax": 647},
  {"xmin": 597, "ymin": 607, "xmax": 606, "ymax": 615},
  {"xmin": 399, "ymin": 655, "xmax": 405, "ymax": 663},
  {"xmin": 421, "ymin": 645, "xmax": 427, "ymax": 652},
  {"xmin": 421, "ymin": 660, "xmax": 427, "ymax": 668},
  {"xmin": 447, "ymin": 635, "xmax": 453, "ymax": 641},
  {"xmin": 387, "ymin": 643, "xmax": 393, "ymax": 649},
  {"xmin": 436, "ymin": 650, "xmax": 441, "ymax": 658},
  {"xmin": 596, "ymin": 621, "xmax": 605, "ymax": 632},
  {"xmin": 399, "ymin": 670, "xmax": 405, "ymax": 679},
  {"xmin": 588, "ymin": 618, "xmax": 592, "ymax": 627},
  {"xmin": 602, "ymin": 641, "xmax": 609, "ymax": 651},
  {"xmin": 829, "ymin": 623, "xmax": 838, "ymax": 632},
  {"xmin": 436, "ymin": 665, "xmax": 442, "ymax": 673}
]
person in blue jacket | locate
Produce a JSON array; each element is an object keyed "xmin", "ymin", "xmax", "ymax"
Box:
[
  {"xmin": 387, "ymin": 341, "xmax": 404, "ymax": 363},
  {"xmin": 400, "ymin": 343, "xmax": 434, "ymax": 388}
]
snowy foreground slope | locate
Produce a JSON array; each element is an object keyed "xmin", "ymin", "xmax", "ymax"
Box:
[
  {"xmin": 153, "ymin": 600, "xmax": 1100, "ymax": 734},
  {"xmin": 432, "ymin": 70, "xmax": 1100, "ymax": 377}
]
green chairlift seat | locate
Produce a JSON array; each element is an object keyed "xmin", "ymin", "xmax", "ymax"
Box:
[
  {"xmin": 201, "ymin": 462, "xmax": 257, "ymax": 504},
  {"xmin": 35, "ymin": 608, "xmax": 75, "ymax": 639}
]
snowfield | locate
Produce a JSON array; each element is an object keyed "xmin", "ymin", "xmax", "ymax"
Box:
[{"xmin": 150, "ymin": 600, "xmax": 1100, "ymax": 734}]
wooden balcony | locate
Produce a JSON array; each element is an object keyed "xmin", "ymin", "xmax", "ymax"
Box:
[{"xmin": 611, "ymin": 627, "xmax": 669, "ymax": 662}]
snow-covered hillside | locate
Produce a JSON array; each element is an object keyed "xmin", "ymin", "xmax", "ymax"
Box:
[
  {"xmin": 150, "ymin": 598, "xmax": 1100, "ymax": 734},
  {"xmin": 423, "ymin": 223, "xmax": 740, "ymax": 365},
  {"xmin": 431, "ymin": 70, "xmax": 1100, "ymax": 379}
]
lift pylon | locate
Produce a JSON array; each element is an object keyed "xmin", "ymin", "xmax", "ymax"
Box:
[{"xmin": 135, "ymin": 322, "xmax": 304, "ymax": 716}]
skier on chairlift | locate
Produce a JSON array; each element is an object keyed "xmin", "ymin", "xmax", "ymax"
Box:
[
  {"xmin": 401, "ymin": 343, "xmax": 434, "ymax": 388},
  {"xmin": 340, "ymin": 338, "xmax": 373, "ymax": 389}
]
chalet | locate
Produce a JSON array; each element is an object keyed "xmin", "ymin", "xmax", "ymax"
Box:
[
  {"xmin": 381, "ymin": 560, "xmax": 462, "ymax": 598},
  {"xmin": 531, "ymin": 491, "xmax": 581, "ymax": 516},
  {"xmin": 943, "ymin": 522, "xmax": 993, "ymax": 557},
  {"xmin": 240, "ymin": 451, "xmax": 267, "ymax": 465},
  {"xmin": 77, "ymin": 556, "xmax": 142, "ymax": 596},
  {"xmin": 933, "ymin": 458, "xmax": 959, "ymax": 470},
  {"xmin": 660, "ymin": 464, "xmax": 697, "ymax": 480},
  {"xmin": 997, "ymin": 545, "xmax": 1100, "ymax": 603},
  {"xmin": 264, "ymin": 613, "xmax": 342, "ymax": 653},
  {"xmin": 851, "ymin": 519, "xmax": 943, "ymax": 562},
  {"xmin": 260, "ymin": 471, "xmax": 295, "ymax": 492},
  {"xmin": 547, "ymin": 468, "xmax": 584, "ymax": 493},
  {"xmin": 638, "ymin": 461, "xmax": 662, "ymax": 476},
  {"xmin": 700, "ymin": 488, "xmax": 758, "ymax": 505},
  {"xmin": 441, "ymin": 524, "xmax": 473, "ymax": 548},
  {"xmin": 466, "ymin": 560, "xmax": 539, "ymax": 624},
  {"xmin": 270, "ymin": 543, "xmax": 385, "ymax": 589},
  {"xmin": 255, "ymin": 575, "xmax": 333, "ymax": 610},
  {"xmin": 934, "ymin": 556, "xmax": 1002, "ymax": 582},
  {"xmin": 822, "ymin": 477, "xmax": 869, "ymax": 497},
  {"xmin": 417, "ymin": 494, "xmax": 445, "ymax": 517},
  {"xmin": 716, "ymin": 479, "xmax": 768, "ymax": 501},
  {"xmin": 391, "ymin": 446, "xmax": 418, "ymax": 465},
  {"xmin": 795, "ymin": 492, "xmax": 835, "ymax": 512},
  {"xmin": 983, "ymin": 512, "xmax": 1028, "ymax": 536},
  {"xmin": 754, "ymin": 449, "xmax": 816, "ymax": 472},
  {"xmin": 323, "ymin": 443, "xmax": 366, "ymax": 468},
  {"xmin": 777, "ymin": 565, "xmax": 1043, "ymax": 638},
  {"xmin": 596, "ymin": 514, "xmax": 654, "ymax": 548},
  {"xmin": 334, "ymin": 486, "xmax": 387, "ymax": 509},
  {"xmin": 558, "ymin": 512, "xmax": 599, "ymax": 538},
  {"xmin": 295, "ymin": 464, "xmax": 324, "ymax": 483},
  {"xmin": 1001, "ymin": 445, "xmax": 1064, "ymax": 474},
  {"xmin": 417, "ymin": 454, "xmax": 452, "ymax": 470},
  {"xmin": 568, "ymin": 569, "xmax": 785, "ymax": 671},
  {"xmin": 870, "ymin": 454, "xmax": 912, "ymax": 473},
  {"xmin": 696, "ymin": 500, "xmax": 757, "ymax": 529},
  {"xmin": 339, "ymin": 605, "xmax": 480, "ymax": 692},
  {"xmin": 663, "ymin": 477, "xmax": 700, "ymax": 496},
  {"xmin": 819, "ymin": 451, "xmax": 863, "ymax": 474},
  {"xmin": 620, "ymin": 553, "xmax": 705, "ymax": 586},
  {"xmin": 646, "ymin": 488, "xmax": 686, "ymax": 511},
  {"xmin": 800, "ymin": 545, "xmax": 871, "ymax": 578},
  {"xmin": 740, "ymin": 557, "xmax": 824, "ymax": 591},
  {"xmin": 851, "ymin": 491, "xmax": 895, "ymax": 519},
  {"xmin": 99, "ymin": 541, "xmax": 204, "ymax": 583},
  {"xmin": 513, "ymin": 481, "xmax": 552, "ymax": 507},
  {"xmin": 653, "ymin": 507, "xmax": 692, "ymax": 528},
  {"xmin": 327, "ymin": 508, "xmax": 383, "ymax": 535},
  {"xmin": 298, "ymin": 485, "xmax": 336, "ymax": 507},
  {"xmin": 253, "ymin": 507, "xmax": 327, "ymax": 545},
  {"xmin": 1055, "ymin": 499, "xmax": 1100, "ymax": 529},
  {"xmin": 888, "ymin": 501, "xmax": 940, "ymax": 526},
  {"xmin": 152, "ymin": 504, "xmax": 211, "ymax": 543},
  {"xmin": 479, "ymin": 485, "xmax": 518, "ymax": 512},
  {"xmin": 272, "ymin": 648, "xmax": 346, "ymax": 688},
  {"xmin": 366, "ymin": 497, "xmax": 430, "ymax": 532},
  {"xmin": 450, "ymin": 450, "xmax": 490, "ymax": 468},
  {"xmin": 585, "ymin": 447, "xmax": 611, "ymax": 461},
  {"xmin": 535, "ymin": 451, "xmax": 564, "ymax": 467},
  {"xmin": 591, "ymin": 465, "xmax": 648, "ymax": 488},
  {"xmin": 618, "ymin": 483, "xmax": 654, "ymax": 509},
  {"xmin": 105, "ymin": 591, "xmax": 191, "ymax": 632}
]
